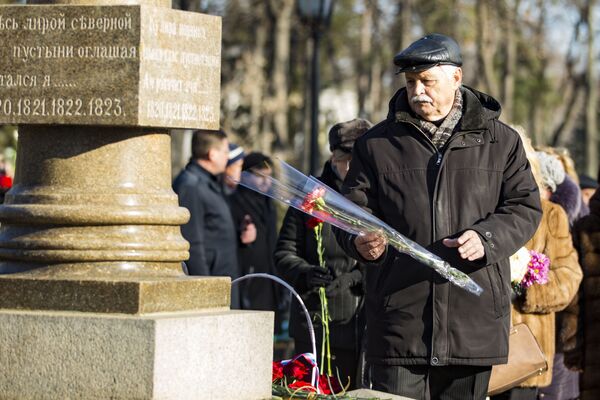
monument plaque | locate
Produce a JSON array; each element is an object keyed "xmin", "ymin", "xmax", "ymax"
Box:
[{"xmin": 0, "ymin": 4, "xmax": 220, "ymax": 129}]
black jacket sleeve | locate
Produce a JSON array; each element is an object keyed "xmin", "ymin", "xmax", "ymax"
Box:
[
  {"xmin": 274, "ymin": 207, "xmax": 316, "ymax": 292},
  {"xmin": 334, "ymin": 137, "xmax": 389, "ymax": 265},
  {"xmin": 178, "ymin": 183, "xmax": 209, "ymax": 276}
]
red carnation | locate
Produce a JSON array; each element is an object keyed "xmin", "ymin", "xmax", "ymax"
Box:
[
  {"xmin": 288, "ymin": 380, "xmax": 316, "ymax": 392},
  {"xmin": 272, "ymin": 361, "xmax": 283, "ymax": 381},
  {"xmin": 306, "ymin": 217, "xmax": 324, "ymax": 230},
  {"xmin": 0, "ymin": 175, "xmax": 12, "ymax": 190},
  {"xmin": 283, "ymin": 359, "xmax": 310, "ymax": 381},
  {"xmin": 318, "ymin": 374, "xmax": 343, "ymax": 394},
  {"xmin": 300, "ymin": 186, "xmax": 326, "ymax": 213}
]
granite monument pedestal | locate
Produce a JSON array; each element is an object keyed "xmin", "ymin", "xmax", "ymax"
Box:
[{"xmin": 0, "ymin": 0, "xmax": 273, "ymax": 398}]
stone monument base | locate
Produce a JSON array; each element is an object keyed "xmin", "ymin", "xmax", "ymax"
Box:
[{"xmin": 0, "ymin": 309, "xmax": 273, "ymax": 399}]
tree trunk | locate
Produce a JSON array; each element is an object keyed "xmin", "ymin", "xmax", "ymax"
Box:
[
  {"xmin": 269, "ymin": 0, "xmax": 294, "ymax": 149},
  {"xmin": 399, "ymin": 0, "xmax": 413, "ymax": 50},
  {"xmin": 530, "ymin": 0, "xmax": 547, "ymax": 145},
  {"xmin": 357, "ymin": 0, "xmax": 374, "ymax": 118},
  {"xmin": 476, "ymin": 0, "xmax": 499, "ymax": 98},
  {"xmin": 246, "ymin": 2, "xmax": 269, "ymax": 148},
  {"xmin": 501, "ymin": 0, "xmax": 519, "ymax": 123},
  {"xmin": 585, "ymin": 0, "xmax": 598, "ymax": 176}
]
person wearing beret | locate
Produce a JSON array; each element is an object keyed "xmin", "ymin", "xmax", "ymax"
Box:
[
  {"xmin": 275, "ymin": 119, "xmax": 372, "ymax": 389},
  {"xmin": 579, "ymin": 173, "xmax": 598, "ymax": 207},
  {"xmin": 173, "ymin": 129, "xmax": 241, "ymax": 308},
  {"xmin": 334, "ymin": 34, "xmax": 542, "ymax": 399}
]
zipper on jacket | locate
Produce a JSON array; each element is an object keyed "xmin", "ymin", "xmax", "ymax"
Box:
[
  {"xmin": 428, "ymin": 129, "xmax": 486, "ymax": 364},
  {"xmin": 399, "ymin": 120, "xmax": 486, "ymax": 364}
]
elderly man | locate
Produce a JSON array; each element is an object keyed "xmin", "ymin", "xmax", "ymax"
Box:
[{"xmin": 336, "ymin": 34, "xmax": 542, "ymax": 399}]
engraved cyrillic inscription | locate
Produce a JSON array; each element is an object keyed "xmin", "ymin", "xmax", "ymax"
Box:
[{"xmin": 0, "ymin": 4, "xmax": 220, "ymax": 129}]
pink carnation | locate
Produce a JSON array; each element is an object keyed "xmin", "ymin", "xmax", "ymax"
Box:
[{"xmin": 521, "ymin": 250, "xmax": 550, "ymax": 288}]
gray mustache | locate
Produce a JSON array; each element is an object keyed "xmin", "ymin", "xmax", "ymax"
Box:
[{"xmin": 411, "ymin": 95, "xmax": 433, "ymax": 104}]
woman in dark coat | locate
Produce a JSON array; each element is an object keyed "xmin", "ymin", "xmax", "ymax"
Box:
[
  {"xmin": 274, "ymin": 119, "xmax": 372, "ymax": 389},
  {"xmin": 229, "ymin": 153, "xmax": 286, "ymax": 328},
  {"xmin": 565, "ymin": 176, "xmax": 600, "ymax": 400}
]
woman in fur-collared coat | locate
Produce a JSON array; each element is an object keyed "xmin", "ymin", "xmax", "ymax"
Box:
[
  {"xmin": 509, "ymin": 200, "xmax": 582, "ymax": 385},
  {"xmin": 565, "ymin": 188, "xmax": 600, "ymax": 400},
  {"xmin": 492, "ymin": 134, "xmax": 583, "ymax": 400}
]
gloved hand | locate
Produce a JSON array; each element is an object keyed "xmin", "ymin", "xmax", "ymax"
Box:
[
  {"xmin": 305, "ymin": 265, "xmax": 333, "ymax": 288},
  {"xmin": 325, "ymin": 270, "xmax": 362, "ymax": 297}
]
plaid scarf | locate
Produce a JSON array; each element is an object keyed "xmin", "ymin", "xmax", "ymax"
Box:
[{"xmin": 396, "ymin": 89, "xmax": 463, "ymax": 150}]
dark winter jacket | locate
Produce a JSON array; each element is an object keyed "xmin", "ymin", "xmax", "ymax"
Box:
[
  {"xmin": 173, "ymin": 161, "xmax": 240, "ymax": 306},
  {"xmin": 336, "ymin": 86, "xmax": 542, "ymax": 367},
  {"xmin": 565, "ymin": 189, "xmax": 600, "ymax": 400},
  {"xmin": 229, "ymin": 186, "xmax": 284, "ymax": 314},
  {"xmin": 275, "ymin": 162, "xmax": 365, "ymax": 350}
]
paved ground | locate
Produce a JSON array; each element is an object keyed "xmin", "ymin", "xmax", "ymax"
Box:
[{"xmin": 346, "ymin": 388, "xmax": 415, "ymax": 400}]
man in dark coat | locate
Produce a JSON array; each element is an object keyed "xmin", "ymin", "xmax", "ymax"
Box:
[
  {"xmin": 172, "ymin": 129, "xmax": 240, "ymax": 308},
  {"xmin": 229, "ymin": 153, "xmax": 286, "ymax": 329},
  {"xmin": 275, "ymin": 119, "xmax": 372, "ymax": 389},
  {"xmin": 335, "ymin": 34, "xmax": 542, "ymax": 399}
]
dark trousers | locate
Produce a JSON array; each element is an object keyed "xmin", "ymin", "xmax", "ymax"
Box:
[
  {"xmin": 371, "ymin": 364, "xmax": 492, "ymax": 400},
  {"xmin": 294, "ymin": 340, "xmax": 360, "ymax": 390}
]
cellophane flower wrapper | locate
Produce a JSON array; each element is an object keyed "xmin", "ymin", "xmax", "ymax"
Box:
[{"xmin": 238, "ymin": 159, "xmax": 483, "ymax": 296}]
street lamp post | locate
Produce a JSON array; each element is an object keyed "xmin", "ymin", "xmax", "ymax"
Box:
[{"xmin": 297, "ymin": 0, "xmax": 334, "ymax": 175}]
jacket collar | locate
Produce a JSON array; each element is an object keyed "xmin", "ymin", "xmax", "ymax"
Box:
[
  {"xmin": 318, "ymin": 161, "xmax": 343, "ymax": 191},
  {"xmin": 388, "ymin": 85, "xmax": 502, "ymax": 132},
  {"xmin": 185, "ymin": 160, "xmax": 223, "ymax": 192}
]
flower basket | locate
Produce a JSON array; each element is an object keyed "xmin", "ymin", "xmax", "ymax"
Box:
[{"xmin": 232, "ymin": 273, "xmax": 386, "ymax": 399}]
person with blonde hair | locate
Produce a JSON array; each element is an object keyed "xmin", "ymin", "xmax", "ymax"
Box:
[{"xmin": 491, "ymin": 128, "xmax": 582, "ymax": 400}]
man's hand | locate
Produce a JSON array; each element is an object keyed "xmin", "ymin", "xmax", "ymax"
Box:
[
  {"xmin": 442, "ymin": 230, "xmax": 485, "ymax": 261},
  {"xmin": 240, "ymin": 215, "xmax": 256, "ymax": 244},
  {"xmin": 306, "ymin": 265, "xmax": 334, "ymax": 288},
  {"xmin": 354, "ymin": 232, "xmax": 387, "ymax": 261}
]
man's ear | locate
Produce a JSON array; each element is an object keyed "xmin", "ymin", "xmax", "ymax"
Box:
[
  {"xmin": 454, "ymin": 67, "xmax": 463, "ymax": 88},
  {"xmin": 206, "ymin": 148, "xmax": 217, "ymax": 162}
]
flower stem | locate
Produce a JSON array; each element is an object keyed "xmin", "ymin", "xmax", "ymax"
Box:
[{"xmin": 314, "ymin": 223, "xmax": 332, "ymax": 377}]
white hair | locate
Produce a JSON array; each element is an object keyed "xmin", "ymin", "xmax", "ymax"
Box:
[
  {"xmin": 536, "ymin": 151, "xmax": 566, "ymax": 193},
  {"xmin": 439, "ymin": 65, "xmax": 462, "ymax": 84}
]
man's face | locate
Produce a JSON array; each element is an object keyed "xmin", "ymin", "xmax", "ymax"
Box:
[
  {"xmin": 225, "ymin": 159, "xmax": 244, "ymax": 189},
  {"xmin": 582, "ymin": 188, "xmax": 597, "ymax": 206},
  {"xmin": 212, "ymin": 139, "xmax": 229, "ymax": 174},
  {"xmin": 405, "ymin": 66, "xmax": 462, "ymax": 121},
  {"xmin": 330, "ymin": 150, "xmax": 352, "ymax": 181},
  {"xmin": 246, "ymin": 166, "xmax": 272, "ymax": 193}
]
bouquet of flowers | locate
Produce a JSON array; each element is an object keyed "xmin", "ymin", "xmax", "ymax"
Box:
[
  {"xmin": 238, "ymin": 159, "xmax": 483, "ymax": 296},
  {"xmin": 509, "ymin": 247, "xmax": 550, "ymax": 296},
  {"xmin": 272, "ymin": 354, "xmax": 383, "ymax": 399},
  {"xmin": 272, "ymin": 354, "xmax": 343, "ymax": 395}
]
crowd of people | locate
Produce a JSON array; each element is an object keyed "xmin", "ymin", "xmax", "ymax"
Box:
[{"xmin": 171, "ymin": 33, "xmax": 599, "ymax": 400}]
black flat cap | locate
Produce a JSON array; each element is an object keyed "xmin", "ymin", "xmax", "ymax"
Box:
[{"xmin": 393, "ymin": 33, "xmax": 462, "ymax": 73}]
